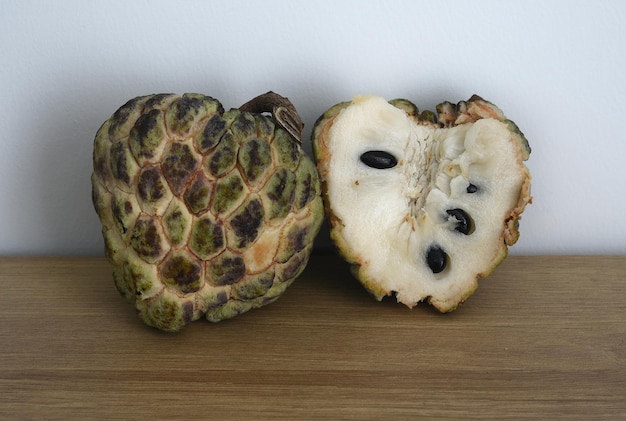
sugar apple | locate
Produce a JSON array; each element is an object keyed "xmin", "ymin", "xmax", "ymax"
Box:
[
  {"xmin": 312, "ymin": 95, "xmax": 531, "ymax": 312},
  {"xmin": 92, "ymin": 91, "xmax": 323, "ymax": 331}
]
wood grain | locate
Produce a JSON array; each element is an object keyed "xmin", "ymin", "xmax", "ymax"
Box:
[{"xmin": 0, "ymin": 255, "xmax": 624, "ymax": 420}]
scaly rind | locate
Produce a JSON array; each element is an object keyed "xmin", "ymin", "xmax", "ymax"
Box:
[{"xmin": 93, "ymin": 93, "xmax": 324, "ymax": 331}]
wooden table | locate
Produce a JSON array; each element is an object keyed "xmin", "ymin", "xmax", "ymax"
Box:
[{"xmin": 0, "ymin": 255, "xmax": 624, "ymax": 420}]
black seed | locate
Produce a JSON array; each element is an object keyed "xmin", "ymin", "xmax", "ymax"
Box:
[
  {"xmin": 426, "ymin": 246, "xmax": 448, "ymax": 274},
  {"xmin": 360, "ymin": 151, "xmax": 397, "ymax": 169},
  {"xmin": 446, "ymin": 208, "xmax": 473, "ymax": 235},
  {"xmin": 466, "ymin": 183, "xmax": 478, "ymax": 194}
]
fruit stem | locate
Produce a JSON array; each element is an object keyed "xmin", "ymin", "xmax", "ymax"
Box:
[{"xmin": 239, "ymin": 91, "xmax": 304, "ymax": 143}]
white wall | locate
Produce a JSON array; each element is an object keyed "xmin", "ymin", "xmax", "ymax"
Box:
[{"xmin": 2, "ymin": 0, "xmax": 625, "ymax": 256}]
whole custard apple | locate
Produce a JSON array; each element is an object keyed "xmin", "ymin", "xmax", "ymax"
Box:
[
  {"xmin": 311, "ymin": 95, "xmax": 531, "ymax": 312},
  {"xmin": 92, "ymin": 92, "xmax": 323, "ymax": 331}
]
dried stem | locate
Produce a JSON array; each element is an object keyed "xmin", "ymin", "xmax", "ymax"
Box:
[{"xmin": 239, "ymin": 91, "xmax": 304, "ymax": 143}]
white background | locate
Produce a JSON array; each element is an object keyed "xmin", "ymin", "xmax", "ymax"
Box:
[{"xmin": 1, "ymin": 0, "xmax": 625, "ymax": 256}]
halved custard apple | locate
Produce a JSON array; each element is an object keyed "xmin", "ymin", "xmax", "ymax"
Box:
[
  {"xmin": 92, "ymin": 92, "xmax": 323, "ymax": 331},
  {"xmin": 312, "ymin": 95, "xmax": 531, "ymax": 312}
]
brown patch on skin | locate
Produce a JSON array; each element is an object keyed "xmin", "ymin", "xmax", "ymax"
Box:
[
  {"xmin": 206, "ymin": 132, "xmax": 238, "ymax": 177},
  {"xmin": 182, "ymin": 301, "xmax": 194, "ymax": 324},
  {"xmin": 229, "ymin": 198, "xmax": 264, "ymax": 249},
  {"xmin": 183, "ymin": 173, "xmax": 213, "ymax": 215},
  {"xmin": 110, "ymin": 142, "xmax": 132, "ymax": 185},
  {"xmin": 129, "ymin": 109, "xmax": 164, "ymax": 164},
  {"xmin": 133, "ymin": 110, "xmax": 158, "ymax": 139},
  {"xmin": 289, "ymin": 227, "xmax": 309, "ymax": 252},
  {"xmin": 161, "ymin": 252, "xmax": 203, "ymax": 294},
  {"xmin": 175, "ymin": 96, "xmax": 204, "ymax": 118},
  {"xmin": 164, "ymin": 210, "xmax": 183, "ymax": 243},
  {"xmin": 209, "ymin": 253, "xmax": 246, "ymax": 286},
  {"xmin": 231, "ymin": 112, "xmax": 257, "ymax": 140},
  {"xmin": 140, "ymin": 293, "xmax": 184, "ymax": 332},
  {"xmin": 295, "ymin": 172, "xmax": 313, "ymax": 208},
  {"xmin": 143, "ymin": 93, "xmax": 177, "ymax": 110},
  {"xmin": 272, "ymin": 129, "xmax": 300, "ymax": 171},
  {"xmin": 239, "ymin": 138, "xmax": 272, "ymax": 184},
  {"xmin": 138, "ymin": 166, "xmax": 166, "ymax": 203},
  {"xmin": 212, "ymin": 171, "xmax": 245, "ymax": 214},
  {"xmin": 189, "ymin": 216, "xmax": 225, "ymax": 260},
  {"xmin": 196, "ymin": 114, "xmax": 227, "ymax": 152},
  {"xmin": 162, "ymin": 200, "xmax": 191, "ymax": 247},
  {"xmin": 280, "ymin": 252, "xmax": 306, "ymax": 281},
  {"xmin": 265, "ymin": 168, "xmax": 296, "ymax": 219},
  {"xmin": 214, "ymin": 291, "xmax": 229, "ymax": 308},
  {"xmin": 162, "ymin": 143, "xmax": 198, "ymax": 196},
  {"xmin": 92, "ymin": 124, "xmax": 111, "ymax": 179},
  {"xmin": 130, "ymin": 217, "xmax": 164, "ymax": 263},
  {"xmin": 108, "ymin": 96, "xmax": 148, "ymax": 140},
  {"xmin": 109, "ymin": 97, "xmax": 142, "ymax": 124},
  {"xmin": 276, "ymin": 222, "xmax": 310, "ymax": 264},
  {"xmin": 253, "ymin": 114, "xmax": 274, "ymax": 139},
  {"xmin": 293, "ymin": 158, "xmax": 320, "ymax": 210},
  {"xmin": 167, "ymin": 96, "xmax": 206, "ymax": 135},
  {"xmin": 128, "ymin": 262, "xmax": 158, "ymax": 300},
  {"xmin": 234, "ymin": 270, "xmax": 275, "ymax": 300}
]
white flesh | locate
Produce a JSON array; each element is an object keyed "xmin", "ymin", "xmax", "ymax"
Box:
[{"xmin": 324, "ymin": 96, "xmax": 528, "ymax": 309}]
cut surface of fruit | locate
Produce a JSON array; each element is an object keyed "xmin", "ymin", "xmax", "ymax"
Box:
[
  {"xmin": 92, "ymin": 92, "xmax": 323, "ymax": 331},
  {"xmin": 312, "ymin": 95, "xmax": 531, "ymax": 312}
]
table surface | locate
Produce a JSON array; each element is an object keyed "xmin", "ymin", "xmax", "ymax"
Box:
[{"xmin": 0, "ymin": 255, "xmax": 624, "ymax": 420}]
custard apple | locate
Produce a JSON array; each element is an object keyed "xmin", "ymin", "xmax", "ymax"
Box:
[
  {"xmin": 312, "ymin": 95, "xmax": 531, "ymax": 312},
  {"xmin": 92, "ymin": 92, "xmax": 323, "ymax": 331}
]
